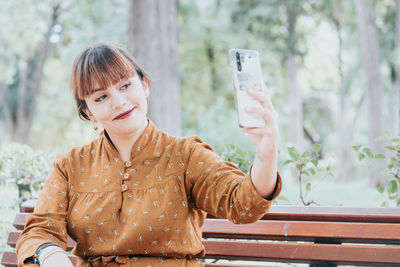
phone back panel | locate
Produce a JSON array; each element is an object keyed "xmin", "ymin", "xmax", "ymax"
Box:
[{"xmin": 229, "ymin": 49, "xmax": 265, "ymax": 128}]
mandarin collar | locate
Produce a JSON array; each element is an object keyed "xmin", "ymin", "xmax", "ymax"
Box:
[{"xmin": 100, "ymin": 118, "xmax": 157, "ymax": 161}]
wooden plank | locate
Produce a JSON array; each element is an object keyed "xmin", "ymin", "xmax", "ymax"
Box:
[
  {"xmin": 11, "ymin": 217, "xmax": 400, "ymax": 245},
  {"xmin": 22, "ymin": 200, "xmax": 400, "ymax": 223},
  {"xmin": 262, "ymin": 206, "xmax": 400, "ymax": 223},
  {"xmin": 1, "ymin": 252, "xmax": 77, "ymax": 267},
  {"xmin": 20, "ymin": 199, "xmax": 36, "ymax": 213},
  {"xmin": 10, "ymin": 216, "xmax": 400, "ymax": 249},
  {"xmin": 203, "ymin": 240, "xmax": 400, "ymax": 266},
  {"xmin": 202, "ymin": 219, "xmax": 400, "ymax": 244},
  {"xmin": 13, "ymin": 213, "xmax": 28, "ymax": 230},
  {"xmin": 7, "ymin": 231, "xmax": 76, "ymax": 250}
]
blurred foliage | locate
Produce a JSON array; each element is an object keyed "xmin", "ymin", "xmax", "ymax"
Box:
[
  {"xmin": 220, "ymin": 143, "xmax": 255, "ymax": 174},
  {"xmin": 0, "ymin": 143, "xmax": 53, "ymax": 204},
  {"xmin": 283, "ymin": 144, "xmax": 334, "ymax": 206},
  {"xmin": 353, "ymin": 130, "xmax": 400, "ymax": 207}
]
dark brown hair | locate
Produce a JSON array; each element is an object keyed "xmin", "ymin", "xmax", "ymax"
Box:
[{"xmin": 70, "ymin": 42, "xmax": 150, "ymax": 120}]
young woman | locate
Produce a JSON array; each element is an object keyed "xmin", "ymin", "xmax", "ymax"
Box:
[{"xmin": 16, "ymin": 42, "xmax": 281, "ymax": 267}]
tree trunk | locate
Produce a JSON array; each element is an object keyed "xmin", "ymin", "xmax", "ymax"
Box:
[
  {"xmin": 331, "ymin": 1, "xmax": 354, "ymax": 181},
  {"xmin": 395, "ymin": 0, "xmax": 400, "ymax": 136},
  {"xmin": 0, "ymin": 3, "xmax": 60, "ymax": 147},
  {"xmin": 285, "ymin": 3, "xmax": 303, "ymax": 153},
  {"xmin": 354, "ymin": 0, "xmax": 386, "ymax": 186},
  {"xmin": 128, "ymin": 0, "xmax": 181, "ymax": 137}
]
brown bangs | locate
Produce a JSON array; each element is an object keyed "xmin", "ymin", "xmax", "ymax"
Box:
[{"xmin": 73, "ymin": 45, "xmax": 135, "ymax": 99}]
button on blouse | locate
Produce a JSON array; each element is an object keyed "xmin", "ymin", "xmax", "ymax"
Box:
[{"xmin": 121, "ymin": 183, "xmax": 128, "ymax": 192}]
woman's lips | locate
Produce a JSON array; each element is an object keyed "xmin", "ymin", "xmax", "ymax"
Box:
[{"xmin": 113, "ymin": 107, "xmax": 136, "ymax": 120}]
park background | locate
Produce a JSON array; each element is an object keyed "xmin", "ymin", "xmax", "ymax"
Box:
[{"xmin": 1, "ymin": 0, "xmax": 400, "ymax": 255}]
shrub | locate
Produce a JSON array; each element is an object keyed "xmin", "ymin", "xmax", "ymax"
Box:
[{"xmin": 0, "ymin": 143, "xmax": 52, "ymax": 205}]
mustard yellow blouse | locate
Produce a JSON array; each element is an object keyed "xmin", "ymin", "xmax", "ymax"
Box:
[{"xmin": 16, "ymin": 120, "xmax": 282, "ymax": 266}]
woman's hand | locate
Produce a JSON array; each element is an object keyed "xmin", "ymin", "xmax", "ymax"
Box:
[
  {"xmin": 240, "ymin": 83, "xmax": 279, "ymax": 198},
  {"xmin": 41, "ymin": 251, "xmax": 73, "ymax": 267},
  {"xmin": 241, "ymin": 83, "xmax": 279, "ymax": 159}
]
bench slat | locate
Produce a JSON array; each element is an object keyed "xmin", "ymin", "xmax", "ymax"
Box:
[
  {"xmin": 10, "ymin": 218, "xmax": 400, "ymax": 249},
  {"xmin": 264, "ymin": 205, "xmax": 400, "ymax": 223},
  {"xmin": 21, "ymin": 200, "xmax": 400, "ymax": 223},
  {"xmin": 203, "ymin": 240, "xmax": 400, "ymax": 266},
  {"xmin": 203, "ymin": 219, "xmax": 400, "ymax": 244}
]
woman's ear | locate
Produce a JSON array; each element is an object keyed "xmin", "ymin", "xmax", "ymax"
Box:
[
  {"xmin": 142, "ymin": 77, "xmax": 150, "ymax": 98},
  {"xmin": 83, "ymin": 108, "xmax": 96, "ymax": 122}
]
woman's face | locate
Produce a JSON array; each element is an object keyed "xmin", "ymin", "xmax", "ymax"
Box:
[{"xmin": 84, "ymin": 74, "xmax": 149, "ymax": 137}]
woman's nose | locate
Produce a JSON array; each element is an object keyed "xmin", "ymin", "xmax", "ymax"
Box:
[{"xmin": 111, "ymin": 91, "xmax": 126, "ymax": 109}]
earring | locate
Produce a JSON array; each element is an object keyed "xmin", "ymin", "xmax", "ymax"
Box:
[{"xmin": 92, "ymin": 121, "xmax": 98, "ymax": 131}]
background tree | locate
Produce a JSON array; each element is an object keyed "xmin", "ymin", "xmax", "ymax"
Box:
[
  {"xmin": 0, "ymin": 2, "xmax": 63, "ymax": 146},
  {"xmin": 128, "ymin": 0, "xmax": 181, "ymax": 136},
  {"xmin": 354, "ymin": 0, "xmax": 386, "ymax": 186}
]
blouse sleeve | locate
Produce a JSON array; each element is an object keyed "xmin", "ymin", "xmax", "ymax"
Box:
[
  {"xmin": 16, "ymin": 157, "xmax": 69, "ymax": 266},
  {"xmin": 184, "ymin": 136, "xmax": 282, "ymax": 224}
]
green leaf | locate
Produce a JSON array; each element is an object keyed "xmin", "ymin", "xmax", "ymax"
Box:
[
  {"xmin": 311, "ymin": 160, "xmax": 318, "ymax": 167},
  {"xmin": 377, "ymin": 186, "xmax": 385, "ymax": 194},
  {"xmin": 358, "ymin": 153, "xmax": 365, "ymax": 161},
  {"xmin": 374, "ymin": 154, "xmax": 385, "ymax": 159},
  {"xmin": 392, "ymin": 137, "xmax": 400, "ymax": 143},
  {"xmin": 396, "ymin": 198, "xmax": 400, "ymax": 207},
  {"xmin": 385, "ymin": 145, "xmax": 397, "ymax": 151},
  {"xmin": 309, "ymin": 168, "xmax": 316, "ymax": 175},
  {"xmin": 312, "ymin": 144, "xmax": 321, "ymax": 153},
  {"xmin": 387, "ymin": 180, "xmax": 398, "ymax": 194},
  {"xmin": 278, "ymin": 195, "xmax": 289, "ymax": 201},
  {"xmin": 381, "ymin": 201, "xmax": 389, "ymax": 207},
  {"xmin": 384, "ymin": 129, "xmax": 392, "ymax": 137},
  {"xmin": 283, "ymin": 160, "xmax": 293, "ymax": 166},
  {"xmin": 376, "ymin": 135, "xmax": 387, "ymax": 141},
  {"xmin": 296, "ymin": 163, "xmax": 302, "ymax": 170},
  {"xmin": 288, "ymin": 149, "xmax": 298, "ymax": 161},
  {"xmin": 306, "ymin": 182, "xmax": 311, "ymax": 191},
  {"xmin": 301, "ymin": 151, "xmax": 311, "ymax": 158},
  {"xmin": 352, "ymin": 145, "xmax": 361, "ymax": 152},
  {"xmin": 326, "ymin": 166, "xmax": 331, "ymax": 172},
  {"xmin": 302, "ymin": 170, "xmax": 309, "ymax": 176},
  {"xmin": 362, "ymin": 148, "xmax": 374, "ymax": 158}
]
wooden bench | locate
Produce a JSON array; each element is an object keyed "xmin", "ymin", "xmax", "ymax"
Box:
[{"xmin": 2, "ymin": 199, "xmax": 400, "ymax": 266}]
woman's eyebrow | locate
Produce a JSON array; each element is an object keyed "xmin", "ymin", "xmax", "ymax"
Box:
[{"xmin": 92, "ymin": 88, "xmax": 105, "ymax": 93}]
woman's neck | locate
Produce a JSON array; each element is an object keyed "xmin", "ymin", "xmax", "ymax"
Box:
[{"xmin": 105, "ymin": 120, "xmax": 148, "ymax": 162}]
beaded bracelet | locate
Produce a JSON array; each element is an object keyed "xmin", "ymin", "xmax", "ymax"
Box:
[{"xmin": 34, "ymin": 242, "xmax": 61, "ymax": 264}]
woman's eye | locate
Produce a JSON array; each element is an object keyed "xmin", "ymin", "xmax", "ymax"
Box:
[
  {"xmin": 95, "ymin": 95, "xmax": 107, "ymax": 102},
  {"xmin": 121, "ymin": 82, "xmax": 132, "ymax": 90}
]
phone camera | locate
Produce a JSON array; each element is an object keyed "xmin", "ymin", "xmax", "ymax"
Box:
[{"xmin": 236, "ymin": 52, "xmax": 242, "ymax": 71}]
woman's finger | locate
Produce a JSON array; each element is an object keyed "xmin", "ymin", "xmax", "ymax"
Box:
[
  {"xmin": 261, "ymin": 83, "xmax": 275, "ymax": 111},
  {"xmin": 246, "ymin": 90, "xmax": 267, "ymax": 107},
  {"xmin": 245, "ymin": 107, "xmax": 277, "ymax": 122},
  {"xmin": 241, "ymin": 127, "xmax": 277, "ymax": 135}
]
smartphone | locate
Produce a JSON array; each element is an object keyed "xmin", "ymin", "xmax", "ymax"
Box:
[{"xmin": 229, "ymin": 48, "xmax": 265, "ymax": 128}]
